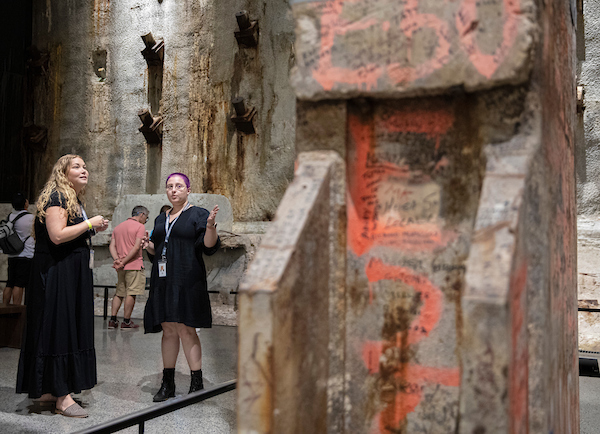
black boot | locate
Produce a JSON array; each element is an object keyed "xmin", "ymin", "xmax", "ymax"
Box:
[
  {"xmin": 189, "ymin": 369, "xmax": 204, "ymax": 393},
  {"xmin": 153, "ymin": 368, "xmax": 176, "ymax": 402}
]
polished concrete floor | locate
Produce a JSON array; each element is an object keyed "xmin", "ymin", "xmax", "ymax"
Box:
[
  {"xmin": 580, "ymin": 374, "xmax": 600, "ymax": 434},
  {"xmin": 0, "ymin": 317, "xmax": 237, "ymax": 434}
]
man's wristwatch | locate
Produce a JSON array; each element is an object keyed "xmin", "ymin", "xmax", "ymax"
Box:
[{"xmin": 208, "ymin": 223, "xmax": 217, "ymax": 229}]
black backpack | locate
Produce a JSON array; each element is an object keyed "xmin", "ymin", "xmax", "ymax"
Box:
[{"xmin": 0, "ymin": 211, "xmax": 31, "ymax": 255}]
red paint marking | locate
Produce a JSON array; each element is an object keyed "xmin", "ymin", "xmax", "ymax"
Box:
[
  {"xmin": 363, "ymin": 340, "xmax": 384, "ymax": 374},
  {"xmin": 456, "ymin": 0, "xmax": 521, "ymax": 79},
  {"xmin": 312, "ymin": 0, "xmax": 451, "ymax": 92},
  {"xmin": 347, "ymin": 111, "xmax": 456, "ymax": 257},
  {"xmin": 341, "ymin": 73, "xmax": 462, "ymax": 433},
  {"xmin": 309, "ymin": 0, "xmax": 520, "ymax": 92},
  {"xmin": 386, "ymin": 0, "xmax": 451, "ymax": 85},
  {"xmin": 380, "ymin": 108, "xmax": 455, "ymax": 151},
  {"xmin": 381, "ymin": 109, "xmax": 455, "ymax": 138},
  {"xmin": 313, "ymin": 0, "xmax": 382, "ymax": 91},
  {"xmin": 374, "ymin": 383, "xmax": 422, "ymax": 434},
  {"xmin": 366, "ymin": 258, "xmax": 443, "ymax": 345},
  {"xmin": 361, "ymin": 341, "xmax": 460, "ymax": 432},
  {"xmin": 509, "ymin": 260, "xmax": 528, "ymax": 433},
  {"xmin": 374, "ymin": 365, "xmax": 460, "ymax": 433},
  {"xmin": 360, "ymin": 259, "xmax": 459, "ymax": 432}
]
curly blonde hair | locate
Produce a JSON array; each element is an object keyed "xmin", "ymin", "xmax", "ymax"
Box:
[{"xmin": 36, "ymin": 154, "xmax": 86, "ymax": 223}]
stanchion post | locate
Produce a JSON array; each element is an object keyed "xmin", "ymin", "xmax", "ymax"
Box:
[{"xmin": 104, "ymin": 287, "xmax": 108, "ymax": 320}]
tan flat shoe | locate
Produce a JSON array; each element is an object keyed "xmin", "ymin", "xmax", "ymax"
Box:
[{"xmin": 55, "ymin": 402, "xmax": 88, "ymax": 418}]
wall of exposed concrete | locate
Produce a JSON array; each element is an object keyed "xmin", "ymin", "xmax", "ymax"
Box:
[
  {"xmin": 27, "ymin": 0, "xmax": 296, "ymax": 222},
  {"xmin": 577, "ymin": 0, "xmax": 600, "ymax": 352},
  {"xmin": 579, "ymin": 0, "xmax": 600, "ymax": 214}
]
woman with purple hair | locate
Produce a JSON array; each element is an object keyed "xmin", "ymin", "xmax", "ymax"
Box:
[{"xmin": 143, "ymin": 172, "xmax": 220, "ymax": 401}]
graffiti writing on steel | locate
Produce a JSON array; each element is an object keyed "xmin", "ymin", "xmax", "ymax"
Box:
[
  {"xmin": 347, "ymin": 107, "xmax": 462, "ymax": 431},
  {"xmin": 347, "ymin": 109, "xmax": 457, "ymax": 257},
  {"xmin": 303, "ymin": 0, "xmax": 521, "ymax": 92}
]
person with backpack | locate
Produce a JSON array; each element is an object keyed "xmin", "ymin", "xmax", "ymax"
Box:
[{"xmin": 1, "ymin": 192, "xmax": 34, "ymax": 305}]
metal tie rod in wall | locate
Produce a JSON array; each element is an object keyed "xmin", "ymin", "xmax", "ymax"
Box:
[{"xmin": 73, "ymin": 380, "xmax": 237, "ymax": 434}]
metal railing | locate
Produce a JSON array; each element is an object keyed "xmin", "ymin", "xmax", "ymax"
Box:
[
  {"xmin": 1, "ymin": 280, "xmax": 238, "ymax": 320},
  {"xmin": 94, "ymin": 284, "xmax": 238, "ymax": 320},
  {"xmin": 74, "ymin": 379, "xmax": 237, "ymax": 434},
  {"xmin": 578, "ymin": 307, "xmax": 600, "ymax": 312}
]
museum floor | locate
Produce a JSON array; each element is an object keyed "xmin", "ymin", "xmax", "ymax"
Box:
[{"xmin": 0, "ymin": 316, "xmax": 237, "ymax": 433}]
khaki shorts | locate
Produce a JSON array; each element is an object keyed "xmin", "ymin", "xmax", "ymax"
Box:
[{"xmin": 115, "ymin": 269, "xmax": 146, "ymax": 297}]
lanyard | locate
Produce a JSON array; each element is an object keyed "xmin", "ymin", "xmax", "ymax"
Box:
[
  {"xmin": 161, "ymin": 202, "xmax": 191, "ymax": 259},
  {"xmin": 80, "ymin": 205, "xmax": 93, "ymax": 249}
]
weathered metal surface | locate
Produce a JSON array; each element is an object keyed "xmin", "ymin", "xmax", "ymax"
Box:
[
  {"xmin": 290, "ymin": 0, "xmax": 537, "ymax": 100},
  {"xmin": 344, "ymin": 98, "xmax": 481, "ymax": 433},
  {"xmin": 238, "ymin": 151, "xmax": 345, "ymax": 433},
  {"xmin": 460, "ymin": 137, "xmax": 533, "ymax": 433}
]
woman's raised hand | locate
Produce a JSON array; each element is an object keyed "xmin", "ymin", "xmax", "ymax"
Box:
[
  {"xmin": 89, "ymin": 215, "xmax": 109, "ymax": 231},
  {"xmin": 207, "ymin": 205, "xmax": 219, "ymax": 228}
]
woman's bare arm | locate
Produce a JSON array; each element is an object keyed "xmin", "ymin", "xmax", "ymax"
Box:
[{"xmin": 46, "ymin": 207, "xmax": 107, "ymax": 245}]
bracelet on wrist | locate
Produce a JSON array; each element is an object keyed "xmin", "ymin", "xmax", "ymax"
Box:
[
  {"xmin": 207, "ymin": 223, "xmax": 217, "ymax": 229},
  {"xmin": 85, "ymin": 219, "xmax": 93, "ymax": 230}
]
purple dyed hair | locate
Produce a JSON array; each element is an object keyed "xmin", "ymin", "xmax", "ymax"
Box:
[{"xmin": 166, "ymin": 172, "xmax": 190, "ymax": 189}]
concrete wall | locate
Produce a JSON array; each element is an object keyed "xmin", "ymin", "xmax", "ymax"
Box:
[
  {"xmin": 579, "ymin": 0, "xmax": 600, "ymax": 214},
  {"xmin": 577, "ymin": 0, "xmax": 600, "ymax": 352},
  {"xmin": 27, "ymin": 0, "xmax": 296, "ymax": 222}
]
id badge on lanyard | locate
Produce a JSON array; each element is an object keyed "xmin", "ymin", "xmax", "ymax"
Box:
[
  {"xmin": 159, "ymin": 202, "xmax": 191, "ymax": 278},
  {"xmin": 158, "ymin": 260, "xmax": 167, "ymax": 277},
  {"xmin": 81, "ymin": 205, "xmax": 94, "ymax": 269}
]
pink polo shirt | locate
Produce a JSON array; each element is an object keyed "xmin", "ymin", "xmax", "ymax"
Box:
[{"xmin": 111, "ymin": 218, "xmax": 146, "ymax": 270}]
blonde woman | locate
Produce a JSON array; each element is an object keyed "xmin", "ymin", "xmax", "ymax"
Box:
[{"xmin": 16, "ymin": 155, "xmax": 109, "ymax": 418}]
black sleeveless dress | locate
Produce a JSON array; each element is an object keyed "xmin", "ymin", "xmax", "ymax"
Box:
[
  {"xmin": 16, "ymin": 191, "xmax": 97, "ymax": 398},
  {"xmin": 144, "ymin": 206, "xmax": 220, "ymax": 333}
]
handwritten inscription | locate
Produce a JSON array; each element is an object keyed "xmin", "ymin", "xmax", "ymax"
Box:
[
  {"xmin": 345, "ymin": 103, "xmax": 472, "ymax": 431},
  {"xmin": 347, "ymin": 110, "xmax": 457, "ymax": 256}
]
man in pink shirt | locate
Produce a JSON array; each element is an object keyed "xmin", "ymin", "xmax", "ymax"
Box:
[{"xmin": 108, "ymin": 206, "xmax": 149, "ymax": 329}]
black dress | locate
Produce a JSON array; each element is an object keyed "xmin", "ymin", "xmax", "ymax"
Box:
[
  {"xmin": 16, "ymin": 191, "xmax": 97, "ymax": 398},
  {"xmin": 144, "ymin": 206, "xmax": 220, "ymax": 333}
]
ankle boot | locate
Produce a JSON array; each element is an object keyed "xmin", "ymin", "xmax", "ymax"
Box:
[
  {"xmin": 153, "ymin": 368, "xmax": 176, "ymax": 402},
  {"xmin": 189, "ymin": 369, "xmax": 204, "ymax": 393}
]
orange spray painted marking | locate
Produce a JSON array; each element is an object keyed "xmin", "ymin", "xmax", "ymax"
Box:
[
  {"xmin": 360, "ymin": 259, "xmax": 459, "ymax": 432},
  {"xmin": 366, "ymin": 258, "xmax": 443, "ymax": 345},
  {"xmin": 312, "ymin": 0, "xmax": 451, "ymax": 92},
  {"xmin": 313, "ymin": 0, "xmax": 383, "ymax": 91},
  {"xmin": 456, "ymin": 0, "xmax": 521, "ymax": 79},
  {"xmin": 385, "ymin": 0, "xmax": 452, "ymax": 86},
  {"xmin": 310, "ymin": 0, "xmax": 520, "ymax": 92},
  {"xmin": 347, "ymin": 111, "xmax": 456, "ymax": 257},
  {"xmin": 510, "ymin": 261, "xmax": 528, "ymax": 433},
  {"xmin": 380, "ymin": 108, "xmax": 455, "ymax": 151}
]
